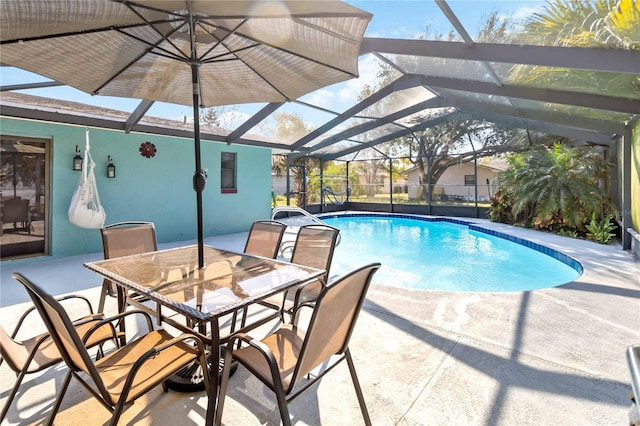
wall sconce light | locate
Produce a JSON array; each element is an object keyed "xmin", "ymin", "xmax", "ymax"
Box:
[
  {"xmin": 72, "ymin": 145, "xmax": 83, "ymax": 171},
  {"xmin": 106, "ymin": 156, "xmax": 116, "ymax": 178}
]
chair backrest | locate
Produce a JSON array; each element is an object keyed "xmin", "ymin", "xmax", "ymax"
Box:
[
  {"xmin": 243, "ymin": 220, "xmax": 287, "ymax": 259},
  {"xmin": 292, "ymin": 262, "xmax": 380, "ymax": 389},
  {"xmin": 290, "ymin": 224, "xmax": 340, "ymax": 279},
  {"xmin": 2, "ymin": 198, "xmax": 29, "ymax": 222},
  {"xmin": 11, "ymin": 273, "xmax": 111, "ymax": 400},
  {"xmin": 101, "ymin": 221, "xmax": 157, "ymax": 259}
]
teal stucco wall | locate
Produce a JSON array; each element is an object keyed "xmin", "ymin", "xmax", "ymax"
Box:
[{"xmin": 1, "ymin": 117, "xmax": 273, "ymax": 259}]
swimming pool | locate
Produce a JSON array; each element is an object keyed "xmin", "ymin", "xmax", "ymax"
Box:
[{"xmin": 320, "ymin": 214, "xmax": 582, "ymax": 292}]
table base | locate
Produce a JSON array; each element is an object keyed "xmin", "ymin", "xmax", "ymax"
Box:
[{"xmin": 166, "ymin": 354, "xmax": 238, "ymax": 393}]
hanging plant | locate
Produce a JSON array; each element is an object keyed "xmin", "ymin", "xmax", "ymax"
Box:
[{"xmin": 139, "ymin": 142, "xmax": 156, "ymax": 158}]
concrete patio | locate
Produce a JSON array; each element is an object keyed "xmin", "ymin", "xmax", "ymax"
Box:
[{"xmin": 1, "ymin": 218, "xmax": 639, "ymax": 425}]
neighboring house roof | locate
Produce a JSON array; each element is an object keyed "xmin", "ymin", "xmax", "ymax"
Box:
[
  {"xmin": 0, "ymin": 92, "xmax": 277, "ymax": 148},
  {"xmin": 479, "ymin": 159, "xmax": 508, "ymax": 172},
  {"xmin": 401, "ymin": 158, "xmax": 508, "ymax": 175}
]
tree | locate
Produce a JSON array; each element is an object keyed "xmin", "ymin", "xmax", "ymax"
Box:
[
  {"xmin": 496, "ymin": 142, "xmax": 614, "ymax": 234},
  {"xmin": 270, "ymin": 112, "xmax": 318, "ymax": 207},
  {"xmin": 200, "ymin": 105, "xmax": 240, "ymax": 129},
  {"xmin": 352, "ymin": 11, "xmax": 531, "ymax": 202},
  {"xmin": 510, "ymin": 0, "xmax": 640, "ymax": 101}
]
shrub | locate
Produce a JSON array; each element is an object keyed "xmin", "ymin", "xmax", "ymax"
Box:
[
  {"xmin": 585, "ymin": 213, "xmax": 617, "ymax": 244},
  {"xmin": 488, "ymin": 190, "xmax": 513, "ymax": 223}
]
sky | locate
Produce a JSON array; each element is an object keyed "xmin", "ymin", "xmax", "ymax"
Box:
[{"xmin": 0, "ymin": 1, "xmax": 546, "ymax": 133}]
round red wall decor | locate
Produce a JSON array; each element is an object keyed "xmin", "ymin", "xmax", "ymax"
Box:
[{"xmin": 139, "ymin": 141, "xmax": 156, "ymax": 158}]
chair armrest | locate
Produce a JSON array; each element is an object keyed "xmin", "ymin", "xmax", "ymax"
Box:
[
  {"xmin": 11, "ymin": 294, "xmax": 97, "ymax": 339},
  {"xmin": 148, "ymin": 333, "xmax": 205, "ymax": 354},
  {"xmin": 80, "ymin": 310, "xmax": 154, "ymax": 345},
  {"xmin": 291, "ymin": 302, "xmax": 315, "ymax": 325},
  {"xmin": 123, "ymin": 333, "xmax": 208, "ymax": 394},
  {"xmin": 57, "ymin": 294, "xmax": 96, "ymax": 315},
  {"xmin": 290, "ymin": 277, "xmax": 326, "ymax": 311},
  {"xmin": 226, "ymin": 332, "xmax": 282, "ymax": 381},
  {"xmin": 227, "ymin": 332, "xmax": 271, "ymax": 357}
]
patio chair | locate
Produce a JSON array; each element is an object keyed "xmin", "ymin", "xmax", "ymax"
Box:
[
  {"xmin": 231, "ymin": 220, "xmax": 288, "ymax": 330},
  {"xmin": 97, "ymin": 221, "xmax": 158, "ymax": 312},
  {"xmin": 1, "ymin": 197, "xmax": 31, "ymax": 234},
  {"xmin": 243, "ymin": 219, "xmax": 287, "ymax": 259},
  {"xmin": 255, "ymin": 224, "xmax": 339, "ymax": 322},
  {"xmin": 11, "ymin": 272, "xmax": 210, "ymax": 426},
  {"xmin": 280, "ymin": 224, "xmax": 340, "ymax": 316},
  {"xmin": 215, "ymin": 262, "xmax": 380, "ymax": 426},
  {"xmin": 0, "ymin": 294, "xmax": 119, "ymax": 422}
]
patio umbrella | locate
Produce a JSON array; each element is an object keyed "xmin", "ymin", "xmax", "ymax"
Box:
[{"xmin": 0, "ymin": 0, "xmax": 372, "ymax": 268}]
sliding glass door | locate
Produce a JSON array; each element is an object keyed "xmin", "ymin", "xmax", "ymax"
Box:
[{"xmin": 1, "ymin": 135, "xmax": 49, "ymax": 259}]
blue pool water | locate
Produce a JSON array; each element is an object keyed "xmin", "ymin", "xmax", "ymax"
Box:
[{"xmin": 321, "ymin": 215, "xmax": 582, "ymax": 292}]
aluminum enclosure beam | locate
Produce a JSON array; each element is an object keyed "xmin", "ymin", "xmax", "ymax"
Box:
[
  {"xmin": 301, "ymin": 98, "xmax": 444, "ymax": 155},
  {"xmin": 0, "ymin": 81, "xmax": 66, "ymax": 91},
  {"xmin": 470, "ymin": 111, "xmax": 615, "ymax": 145},
  {"xmin": 227, "ymin": 102, "xmax": 284, "ymax": 143},
  {"xmin": 291, "ymin": 74, "xmax": 427, "ymax": 150},
  {"xmin": 321, "ymin": 111, "xmax": 461, "ymax": 161},
  {"xmin": 443, "ymin": 97, "xmax": 624, "ymax": 135},
  {"xmin": 125, "ymin": 99, "xmax": 154, "ymax": 133},
  {"xmin": 414, "ymin": 74, "xmax": 640, "ymax": 114},
  {"xmin": 360, "ymin": 38, "xmax": 640, "ymax": 75}
]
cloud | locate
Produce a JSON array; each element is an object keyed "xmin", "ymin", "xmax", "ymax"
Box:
[
  {"xmin": 337, "ymin": 54, "xmax": 381, "ymax": 104},
  {"xmin": 303, "ymin": 89, "xmax": 336, "ymax": 109},
  {"xmin": 512, "ymin": 5, "xmax": 544, "ymax": 21},
  {"xmin": 367, "ymin": 25, "xmax": 416, "ymax": 39}
]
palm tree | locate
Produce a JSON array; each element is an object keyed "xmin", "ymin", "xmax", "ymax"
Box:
[
  {"xmin": 510, "ymin": 0, "xmax": 640, "ymax": 101},
  {"xmin": 503, "ymin": 143, "xmax": 610, "ymax": 232},
  {"xmin": 269, "ymin": 112, "xmax": 319, "ymax": 208}
]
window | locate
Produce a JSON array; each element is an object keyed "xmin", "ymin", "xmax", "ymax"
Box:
[
  {"xmin": 464, "ymin": 175, "xmax": 475, "ymax": 186},
  {"xmin": 221, "ymin": 152, "xmax": 236, "ymax": 193},
  {"xmin": 1, "ymin": 135, "xmax": 50, "ymax": 258}
]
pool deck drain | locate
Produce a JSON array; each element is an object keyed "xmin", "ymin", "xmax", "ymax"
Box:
[{"xmin": 1, "ymin": 217, "xmax": 638, "ymax": 425}]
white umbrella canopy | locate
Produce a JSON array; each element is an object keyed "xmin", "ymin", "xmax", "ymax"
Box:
[{"xmin": 1, "ymin": 0, "xmax": 372, "ymax": 267}]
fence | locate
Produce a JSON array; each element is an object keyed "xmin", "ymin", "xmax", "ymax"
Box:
[{"xmin": 273, "ymin": 155, "xmax": 500, "ymax": 218}]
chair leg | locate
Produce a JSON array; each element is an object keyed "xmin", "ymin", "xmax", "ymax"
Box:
[
  {"xmin": 44, "ymin": 369, "xmax": 73, "ymax": 426},
  {"xmin": 110, "ymin": 376, "xmax": 134, "ymax": 426},
  {"xmin": 214, "ymin": 347, "xmax": 234, "ymax": 426},
  {"xmin": 345, "ymin": 349, "xmax": 371, "ymax": 426},
  {"xmin": 0, "ymin": 369, "xmax": 27, "ymax": 422},
  {"xmin": 275, "ymin": 387, "xmax": 292, "ymax": 426},
  {"xmin": 270, "ymin": 371, "xmax": 291, "ymax": 426},
  {"xmin": 109, "ymin": 401, "xmax": 127, "ymax": 426}
]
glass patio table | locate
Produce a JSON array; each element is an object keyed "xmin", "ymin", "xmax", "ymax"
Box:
[{"xmin": 84, "ymin": 244, "xmax": 325, "ymax": 421}]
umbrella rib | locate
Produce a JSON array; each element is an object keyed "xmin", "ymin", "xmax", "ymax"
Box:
[
  {"xmin": 196, "ymin": 19, "xmax": 248, "ymax": 62},
  {"xmin": 208, "ymin": 22, "xmax": 359, "ymax": 79},
  {"xmin": 93, "ymin": 21, "xmax": 191, "ymax": 95},
  {"xmin": 292, "ymin": 17, "xmax": 360, "ymax": 45},
  {"xmin": 112, "ymin": 27, "xmax": 188, "ymax": 62},
  {"xmin": 200, "ymin": 45, "xmax": 258, "ymax": 63},
  {"xmin": 0, "ymin": 19, "xmax": 175, "ymax": 45},
  {"xmin": 194, "ymin": 19, "xmax": 291, "ymax": 100},
  {"xmin": 91, "ymin": 55, "xmax": 137, "ymax": 95},
  {"xmin": 122, "ymin": 2, "xmax": 190, "ymax": 61}
]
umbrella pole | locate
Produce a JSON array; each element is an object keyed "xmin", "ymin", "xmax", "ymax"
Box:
[{"xmin": 191, "ymin": 63, "xmax": 206, "ymax": 269}]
